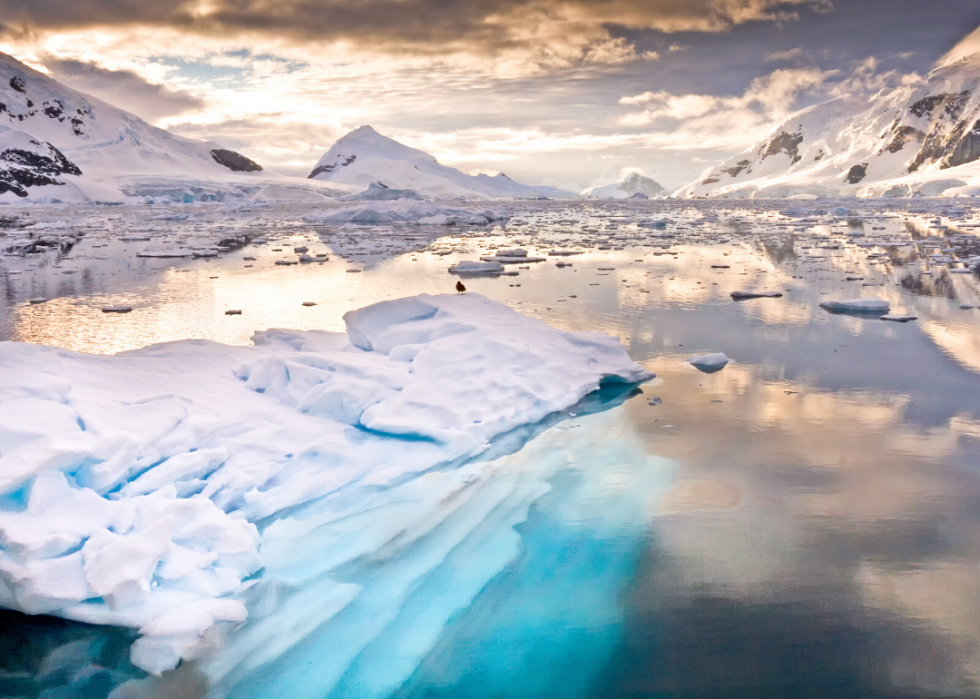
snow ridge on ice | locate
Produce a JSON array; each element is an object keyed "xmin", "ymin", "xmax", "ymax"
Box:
[{"xmin": 0, "ymin": 294, "xmax": 649, "ymax": 675}]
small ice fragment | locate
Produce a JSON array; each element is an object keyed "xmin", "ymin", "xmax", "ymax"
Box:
[
  {"xmin": 29, "ymin": 298, "xmax": 47, "ymax": 304},
  {"xmin": 101, "ymin": 305, "xmax": 132, "ymax": 313},
  {"xmin": 819, "ymin": 297, "xmax": 890, "ymax": 314},
  {"xmin": 302, "ymin": 301, "xmax": 317, "ymax": 307},
  {"xmin": 880, "ymin": 314, "xmax": 916, "ymax": 322},
  {"xmin": 686, "ymin": 353, "xmax": 730, "ymax": 373},
  {"xmin": 449, "ymin": 260, "xmax": 503, "ymax": 275},
  {"xmin": 225, "ymin": 309, "xmax": 242, "ymax": 315},
  {"xmin": 648, "ymin": 397, "xmax": 662, "ymax": 406},
  {"xmin": 960, "ymin": 304, "xmax": 976, "ymax": 310}
]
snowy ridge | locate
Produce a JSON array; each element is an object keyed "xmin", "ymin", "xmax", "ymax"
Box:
[
  {"xmin": 0, "ymin": 294, "xmax": 649, "ymax": 674},
  {"xmin": 0, "ymin": 52, "xmax": 353, "ymax": 203},
  {"xmin": 309, "ymin": 126, "xmax": 575, "ymax": 200},
  {"xmin": 677, "ymin": 25, "xmax": 980, "ymax": 199}
]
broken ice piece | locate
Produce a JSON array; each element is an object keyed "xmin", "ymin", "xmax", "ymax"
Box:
[
  {"xmin": 225, "ymin": 309, "xmax": 242, "ymax": 315},
  {"xmin": 819, "ymin": 298, "xmax": 890, "ymax": 314},
  {"xmin": 686, "ymin": 353, "xmax": 730, "ymax": 373},
  {"xmin": 101, "ymin": 305, "xmax": 133, "ymax": 313},
  {"xmin": 880, "ymin": 314, "xmax": 917, "ymax": 322}
]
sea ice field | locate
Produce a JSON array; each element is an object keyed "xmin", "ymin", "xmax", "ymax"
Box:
[{"xmin": 3, "ymin": 198, "xmax": 980, "ymax": 698}]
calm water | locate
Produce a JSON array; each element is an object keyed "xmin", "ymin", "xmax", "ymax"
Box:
[{"xmin": 3, "ymin": 200, "xmax": 980, "ymax": 698}]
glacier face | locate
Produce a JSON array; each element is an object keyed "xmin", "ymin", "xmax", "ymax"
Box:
[{"xmin": 0, "ymin": 293, "xmax": 650, "ymax": 675}]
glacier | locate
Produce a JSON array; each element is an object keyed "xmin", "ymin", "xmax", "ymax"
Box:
[{"xmin": 0, "ymin": 293, "xmax": 650, "ymax": 675}]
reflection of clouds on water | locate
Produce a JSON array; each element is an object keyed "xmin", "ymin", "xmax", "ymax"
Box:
[{"xmin": 620, "ymin": 344, "xmax": 980, "ymax": 695}]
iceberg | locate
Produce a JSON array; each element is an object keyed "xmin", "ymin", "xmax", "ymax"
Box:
[
  {"xmin": 686, "ymin": 353, "xmax": 730, "ymax": 373},
  {"xmin": 0, "ymin": 294, "xmax": 649, "ymax": 675}
]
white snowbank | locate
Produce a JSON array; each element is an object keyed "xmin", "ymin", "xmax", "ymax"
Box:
[
  {"xmin": 0, "ymin": 294, "xmax": 648, "ymax": 674},
  {"xmin": 304, "ymin": 200, "xmax": 506, "ymax": 226}
]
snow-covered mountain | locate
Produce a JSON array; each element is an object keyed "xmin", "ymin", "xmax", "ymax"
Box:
[
  {"xmin": 581, "ymin": 167, "xmax": 666, "ymax": 199},
  {"xmin": 678, "ymin": 26, "xmax": 980, "ymax": 199},
  {"xmin": 0, "ymin": 52, "xmax": 280, "ymax": 202},
  {"xmin": 309, "ymin": 126, "xmax": 574, "ymax": 200}
]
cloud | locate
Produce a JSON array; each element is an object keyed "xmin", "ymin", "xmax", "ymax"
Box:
[
  {"xmin": 619, "ymin": 66, "xmax": 836, "ymax": 125},
  {"xmin": 41, "ymin": 57, "xmax": 204, "ymax": 121},
  {"xmin": 0, "ymin": 0, "xmax": 833, "ymax": 71},
  {"xmin": 765, "ymin": 47, "xmax": 805, "ymax": 62}
]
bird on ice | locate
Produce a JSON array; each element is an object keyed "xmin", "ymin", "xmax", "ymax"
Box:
[{"xmin": 456, "ymin": 281, "xmax": 466, "ymax": 294}]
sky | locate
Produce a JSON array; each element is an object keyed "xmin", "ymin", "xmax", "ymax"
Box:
[{"xmin": 2, "ymin": 0, "xmax": 980, "ymax": 191}]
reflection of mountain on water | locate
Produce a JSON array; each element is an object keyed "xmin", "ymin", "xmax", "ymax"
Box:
[{"xmin": 900, "ymin": 270, "xmax": 957, "ymax": 299}]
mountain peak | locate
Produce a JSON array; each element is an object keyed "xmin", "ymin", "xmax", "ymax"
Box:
[{"xmin": 308, "ymin": 128, "xmax": 574, "ymax": 199}]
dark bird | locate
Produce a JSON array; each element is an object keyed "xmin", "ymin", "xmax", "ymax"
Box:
[{"xmin": 456, "ymin": 281, "xmax": 466, "ymax": 294}]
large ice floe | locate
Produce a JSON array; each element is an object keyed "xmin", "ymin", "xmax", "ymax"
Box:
[{"xmin": 0, "ymin": 293, "xmax": 649, "ymax": 675}]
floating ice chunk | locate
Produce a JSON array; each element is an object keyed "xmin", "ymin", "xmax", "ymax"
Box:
[
  {"xmin": 880, "ymin": 314, "xmax": 917, "ymax": 322},
  {"xmin": 686, "ymin": 353, "xmax": 730, "ymax": 373},
  {"xmin": 449, "ymin": 260, "xmax": 504, "ymax": 275},
  {"xmin": 0, "ymin": 293, "xmax": 648, "ymax": 674},
  {"xmin": 819, "ymin": 297, "xmax": 890, "ymax": 314},
  {"xmin": 102, "ymin": 305, "xmax": 133, "ymax": 313},
  {"xmin": 730, "ymin": 291, "xmax": 783, "ymax": 299}
]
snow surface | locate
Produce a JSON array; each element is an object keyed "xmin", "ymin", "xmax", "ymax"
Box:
[{"xmin": 0, "ymin": 293, "xmax": 649, "ymax": 674}]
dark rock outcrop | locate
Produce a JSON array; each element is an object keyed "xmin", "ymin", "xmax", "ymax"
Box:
[
  {"xmin": 723, "ymin": 160, "xmax": 752, "ymax": 178},
  {"xmin": 210, "ymin": 149, "xmax": 262, "ymax": 172},
  {"xmin": 0, "ymin": 136, "xmax": 82, "ymax": 197},
  {"xmin": 761, "ymin": 131, "xmax": 804, "ymax": 161},
  {"xmin": 309, "ymin": 154, "xmax": 356, "ymax": 179},
  {"xmin": 845, "ymin": 163, "xmax": 868, "ymax": 184}
]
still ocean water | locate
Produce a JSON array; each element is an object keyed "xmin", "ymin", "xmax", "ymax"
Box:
[{"xmin": 2, "ymin": 200, "xmax": 980, "ymax": 698}]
